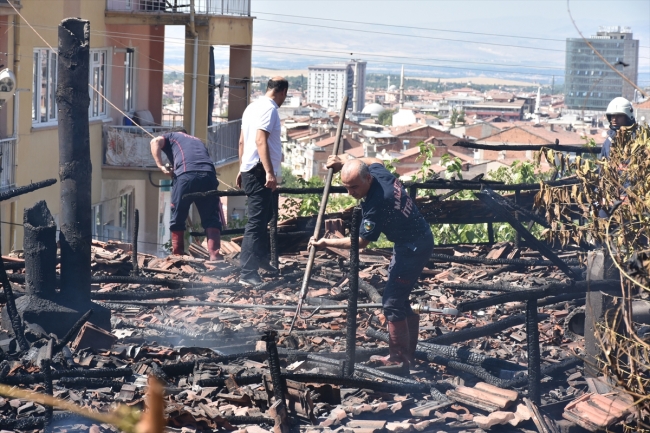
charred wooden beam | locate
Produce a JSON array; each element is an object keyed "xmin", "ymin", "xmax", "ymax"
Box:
[
  {"xmin": 457, "ymin": 279, "xmax": 619, "ymax": 312},
  {"xmin": 430, "ymin": 252, "xmax": 578, "ymax": 268},
  {"xmin": 52, "ymin": 309, "xmax": 93, "ymax": 355},
  {"xmin": 475, "ymin": 190, "xmax": 579, "ymax": 279},
  {"xmin": 526, "ymin": 299, "xmax": 542, "ymax": 405},
  {"xmin": 0, "ymin": 178, "xmax": 57, "ymax": 202},
  {"xmin": 423, "ymin": 313, "xmax": 548, "ymax": 345},
  {"xmin": 57, "ymin": 18, "xmax": 92, "ymax": 302},
  {"xmin": 283, "ymin": 373, "xmax": 428, "ymax": 394},
  {"xmin": 454, "ymin": 140, "xmax": 601, "ymax": 154},
  {"xmin": 262, "ymin": 331, "xmax": 287, "ymax": 407}
]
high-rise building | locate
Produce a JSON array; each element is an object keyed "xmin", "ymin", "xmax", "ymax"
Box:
[
  {"xmin": 307, "ymin": 60, "xmax": 366, "ymax": 112},
  {"xmin": 565, "ymin": 26, "xmax": 639, "ymax": 111}
]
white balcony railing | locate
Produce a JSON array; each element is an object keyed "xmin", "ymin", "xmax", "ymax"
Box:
[
  {"xmin": 104, "ymin": 125, "xmax": 172, "ymax": 168},
  {"xmin": 106, "ymin": 0, "xmax": 250, "ymax": 16},
  {"xmin": 0, "ymin": 138, "xmax": 16, "ymax": 191},
  {"xmin": 207, "ymin": 119, "xmax": 241, "ymax": 166}
]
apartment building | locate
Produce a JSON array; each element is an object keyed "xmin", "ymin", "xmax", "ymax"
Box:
[
  {"xmin": 565, "ymin": 26, "xmax": 639, "ymax": 111},
  {"xmin": 0, "ymin": 0, "xmax": 253, "ymax": 254},
  {"xmin": 307, "ymin": 60, "xmax": 367, "ymax": 112}
]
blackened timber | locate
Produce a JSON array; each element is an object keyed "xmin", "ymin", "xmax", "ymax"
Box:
[
  {"xmin": 526, "ymin": 299, "xmax": 542, "ymax": 405},
  {"xmin": 41, "ymin": 358, "xmax": 53, "ymax": 428},
  {"xmin": 263, "ymin": 331, "xmax": 287, "ymax": 405},
  {"xmin": 454, "ymin": 140, "xmax": 601, "ymax": 154},
  {"xmin": 0, "ymin": 178, "xmax": 57, "ymax": 202},
  {"xmin": 52, "ymin": 309, "xmax": 93, "ymax": 354},
  {"xmin": 57, "ymin": 18, "xmax": 93, "ymax": 302},
  {"xmin": 345, "ymin": 207, "xmax": 361, "ymax": 377},
  {"xmin": 183, "ymin": 176, "xmax": 581, "ymax": 201},
  {"xmin": 90, "ymin": 285, "xmax": 235, "ymax": 301},
  {"xmin": 475, "ymin": 190, "xmax": 579, "ymax": 279},
  {"xmin": 358, "ymin": 278, "xmax": 382, "ymax": 303},
  {"xmin": 424, "ymin": 313, "xmax": 548, "ymax": 345},
  {"xmin": 430, "ymin": 252, "xmax": 578, "ymax": 268},
  {"xmin": 23, "ymin": 201, "xmax": 57, "ymax": 298},
  {"xmin": 283, "ymin": 373, "xmax": 428, "ymax": 394},
  {"xmin": 457, "ymin": 279, "xmax": 619, "ymax": 312},
  {"xmin": 366, "ymin": 327, "xmax": 523, "ymax": 372}
]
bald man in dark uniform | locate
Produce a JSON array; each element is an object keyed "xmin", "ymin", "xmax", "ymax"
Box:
[{"xmin": 310, "ymin": 156, "xmax": 434, "ymax": 372}]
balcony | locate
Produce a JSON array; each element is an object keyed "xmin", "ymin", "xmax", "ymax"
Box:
[
  {"xmin": 103, "ymin": 120, "xmax": 241, "ymax": 169},
  {"xmin": 207, "ymin": 119, "xmax": 240, "ymax": 167},
  {"xmin": 0, "ymin": 137, "xmax": 16, "ymax": 191},
  {"xmin": 106, "ymin": 0, "xmax": 250, "ymax": 18},
  {"xmin": 104, "ymin": 125, "xmax": 172, "ymax": 168}
]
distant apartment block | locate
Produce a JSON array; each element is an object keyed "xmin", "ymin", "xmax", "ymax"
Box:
[
  {"xmin": 307, "ymin": 60, "xmax": 366, "ymax": 112},
  {"xmin": 565, "ymin": 26, "xmax": 639, "ymax": 111}
]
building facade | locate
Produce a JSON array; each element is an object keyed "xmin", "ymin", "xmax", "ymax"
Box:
[
  {"xmin": 565, "ymin": 27, "xmax": 639, "ymax": 111},
  {"xmin": 0, "ymin": 0, "xmax": 253, "ymax": 255},
  {"xmin": 307, "ymin": 60, "xmax": 366, "ymax": 112}
]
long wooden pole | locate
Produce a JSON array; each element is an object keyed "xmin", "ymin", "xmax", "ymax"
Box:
[{"xmin": 289, "ymin": 96, "xmax": 349, "ymax": 333}]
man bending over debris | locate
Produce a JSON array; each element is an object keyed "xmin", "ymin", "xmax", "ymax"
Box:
[
  {"xmin": 150, "ymin": 128, "xmax": 223, "ymax": 262},
  {"xmin": 310, "ymin": 156, "xmax": 434, "ymax": 373}
]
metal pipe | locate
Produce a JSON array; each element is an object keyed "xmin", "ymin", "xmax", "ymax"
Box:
[
  {"xmin": 345, "ymin": 207, "xmax": 361, "ymax": 377},
  {"xmin": 270, "ymin": 191, "xmax": 279, "ymax": 270},
  {"xmin": 526, "ymin": 299, "xmax": 541, "ymax": 404},
  {"xmin": 131, "ymin": 209, "xmax": 140, "ymax": 276},
  {"xmin": 189, "ymin": 0, "xmax": 198, "ymax": 136}
]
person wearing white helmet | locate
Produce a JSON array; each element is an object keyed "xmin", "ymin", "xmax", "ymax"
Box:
[{"xmin": 601, "ymin": 97, "xmax": 636, "ymax": 159}]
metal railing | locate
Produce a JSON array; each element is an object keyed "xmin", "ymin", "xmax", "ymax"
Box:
[
  {"xmin": 207, "ymin": 119, "xmax": 241, "ymax": 166},
  {"xmin": 0, "ymin": 138, "xmax": 16, "ymax": 191},
  {"xmin": 103, "ymin": 125, "xmax": 172, "ymax": 168},
  {"xmin": 106, "ymin": 0, "xmax": 250, "ymax": 16}
]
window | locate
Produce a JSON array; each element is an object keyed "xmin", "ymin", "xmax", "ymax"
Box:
[
  {"xmin": 89, "ymin": 49, "xmax": 108, "ymax": 118},
  {"xmin": 32, "ymin": 49, "xmax": 57, "ymax": 124},
  {"xmin": 124, "ymin": 48, "xmax": 135, "ymax": 112}
]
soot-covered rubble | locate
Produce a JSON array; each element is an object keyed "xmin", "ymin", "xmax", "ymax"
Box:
[{"xmin": 0, "ymin": 236, "xmax": 634, "ymax": 433}]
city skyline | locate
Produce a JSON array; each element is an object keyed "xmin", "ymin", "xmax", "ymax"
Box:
[{"xmin": 164, "ymin": 0, "xmax": 650, "ymax": 86}]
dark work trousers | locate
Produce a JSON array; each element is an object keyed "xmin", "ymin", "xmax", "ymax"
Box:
[
  {"xmin": 240, "ymin": 164, "xmax": 273, "ymax": 278},
  {"xmin": 170, "ymin": 171, "xmax": 222, "ymax": 232},
  {"xmin": 382, "ymin": 230, "xmax": 434, "ymax": 322}
]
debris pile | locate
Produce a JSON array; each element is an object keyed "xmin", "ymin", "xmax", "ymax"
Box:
[{"xmin": 0, "ymin": 240, "xmax": 635, "ymax": 432}]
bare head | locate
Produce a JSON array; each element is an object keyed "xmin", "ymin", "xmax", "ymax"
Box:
[
  {"xmin": 341, "ymin": 159, "xmax": 373, "ymax": 199},
  {"xmin": 266, "ymin": 76, "xmax": 289, "ymax": 107}
]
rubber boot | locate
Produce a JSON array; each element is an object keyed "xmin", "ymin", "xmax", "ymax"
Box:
[
  {"xmin": 171, "ymin": 231, "xmax": 185, "ymax": 255},
  {"xmin": 206, "ymin": 227, "xmax": 224, "ymax": 262},
  {"xmin": 406, "ymin": 314, "xmax": 420, "ymax": 366},
  {"xmin": 370, "ymin": 320, "xmax": 410, "ymax": 375}
]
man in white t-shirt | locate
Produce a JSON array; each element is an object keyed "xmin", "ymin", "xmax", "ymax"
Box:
[{"xmin": 237, "ymin": 77, "xmax": 288, "ymax": 286}]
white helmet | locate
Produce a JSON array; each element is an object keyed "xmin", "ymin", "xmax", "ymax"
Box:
[{"xmin": 605, "ymin": 97, "xmax": 635, "ymax": 128}]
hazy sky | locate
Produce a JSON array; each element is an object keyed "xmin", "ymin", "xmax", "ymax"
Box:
[{"xmin": 165, "ymin": 0, "xmax": 650, "ymax": 84}]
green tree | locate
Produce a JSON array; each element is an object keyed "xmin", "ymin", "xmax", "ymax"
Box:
[
  {"xmin": 457, "ymin": 109, "xmax": 466, "ymax": 125},
  {"xmin": 378, "ymin": 109, "xmax": 396, "ymax": 126},
  {"xmin": 450, "ymin": 108, "xmax": 459, "ymax": 128}
]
